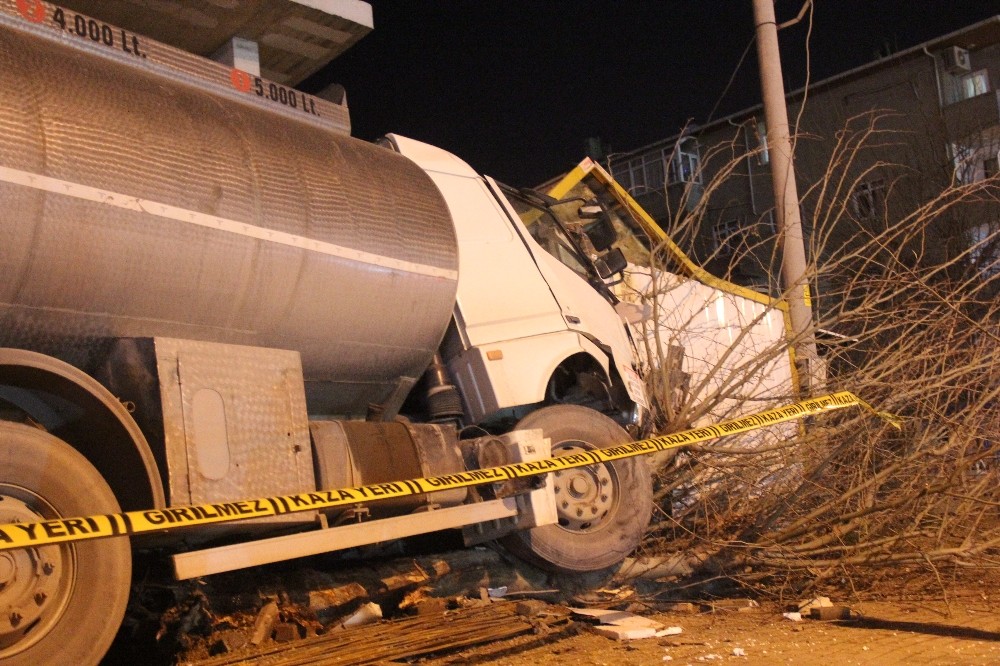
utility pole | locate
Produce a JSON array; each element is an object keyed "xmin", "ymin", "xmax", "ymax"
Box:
[{"xmin": 752, "ymin": 0, "xmax": 819, "ymax": 393}]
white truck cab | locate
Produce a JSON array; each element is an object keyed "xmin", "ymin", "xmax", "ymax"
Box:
[{"xmin": 385, "ymin": 135, "xmax": 646, "ymax": 428}]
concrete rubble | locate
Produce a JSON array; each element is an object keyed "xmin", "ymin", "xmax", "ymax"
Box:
[
  {"xmin": 571, "ymin": 607, "xmax": 684, "ymax": 640},
  {"xmin": 797, "ymin": 596, "xmax": 853, "ymax": 620}
]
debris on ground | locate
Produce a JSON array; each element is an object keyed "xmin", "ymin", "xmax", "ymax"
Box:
[
  {"xmin": 488, "ymin": 585, "xmax": 508, "ymax": 598},
  {"xmin": 796, "ymin": 595, "xmax": 853, "ymax": 620},
  {"xmin": 307, "ymin": 581, "xmax": 367, "ymax": 616},
  {"xmin": 798, "ymin": 596, "xmax": 833, "ymax": 613},
  {"xmin": 571, "ymin": 607, "xmax": 683, "ymax": 640},
  {"xmin": 339, "ymin": 601, "xmax": 382, "ymax": 628},
  {"xmin": 659, "ymin": 601, "xmax": 699, "ymax": 614},
  {"xmin": 514, "ymin": 599, "xmax": 550, "ymax": 617},
  {"xmin": 700, "ymin": 598, "xmax": 759, "ymax": 613},
  {"xmin": 807, "ymin": 605, "xmax": 854, "ymax": 620},
  {"xmin": 184, "ymin": 600, "xmax": 573, "ymax": 665},
  {"xmin": 249, "ymin": 600, "xmax": 279, "ymax": 646},
  {"xmin": 109, "ymin": 547, "xmax": 1000, "ymax": 666}
]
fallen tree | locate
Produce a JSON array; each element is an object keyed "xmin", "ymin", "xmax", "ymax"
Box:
[{"xmin": 635, "ymin": 112, "xmax": 1000, "ymax": 597}]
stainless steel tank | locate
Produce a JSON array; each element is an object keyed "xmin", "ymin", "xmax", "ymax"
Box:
[{"xmin": 0, "ymin": 9, "xmax": 459, "ymax": 417}]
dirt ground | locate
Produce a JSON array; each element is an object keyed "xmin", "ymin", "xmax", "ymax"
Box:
[
  {"xmin": 166, "ymin": 591, "xmax": 1000, "ymax": 666},
  {"xmin": 113, "ymin": 548, "xmax": 1000, "ymax": 665},
  {"xmin": 417, "ymin": 598, "xmax": 1000, "ymax": 666}
]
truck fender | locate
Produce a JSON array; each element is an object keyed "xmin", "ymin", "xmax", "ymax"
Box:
[
  {"xmin": 451, "ymin": 331, "xmax": 625, "ymax": 423},
  {"xmin": 0, "ymin": 348, "xmax": 165, "ymax": 511}
]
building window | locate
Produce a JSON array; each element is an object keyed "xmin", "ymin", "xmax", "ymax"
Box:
[
  {"xmin": 669, "ymin": 138, "xmax": 702, "ymax": 184},
  {"xmin": 851, "ymin": 179, "xmax": 886, "ymax": 218},
  {"xmin": 950, "ymin": 139, "xmax": 1000, "ymax": 183},
  {"xmin": 984, "ymin": 155, "xmax": 998, "ymax": 179},
  {"xmin": 960, "ymin": 69, "xmax": 990, "ymax": 100},
  {"xmin": 612, "ymin": 138, "xmax": 702, "ymax": 194},
  {"xmin": 712, "ymin": 218, "xmax": 745, "ymax": 257},
  {"xmin": 613, "ymin": 151, "xmax": 667, "ymax": 195},
  {"xmin": 970, "ymin": 222, "xmax": 999, "ymax": 276},
  {"xmin": 944, "ymin": 68, "xmax": 991, "ymax": 105}
]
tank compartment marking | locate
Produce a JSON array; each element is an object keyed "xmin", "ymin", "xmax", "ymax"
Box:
[
  {"xmin": 231, "ymin": 69, "xmax": 320, "ymax": 117},
  {"xmin": 0, "ymin": 391, "xmax": 898, "ymax": 551},
  {"xmin": 14, "ymin": 0, "xmax": 43, "ymax": 23},
  {"xmin": 0, "ymin": 165, "xmax": 459, "ymax": 280},
  {"xmin": 16, "ymin": 1, "xmax": 145, "ymax": 57},
  {"xmin": 2, "ymin": 0, "xmax": 349, "ymax": 134}
]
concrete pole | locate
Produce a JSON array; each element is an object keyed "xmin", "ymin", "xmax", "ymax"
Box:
[{"xmin": 752, "ymin": 0, "xmax": 819, "ymax": 393}]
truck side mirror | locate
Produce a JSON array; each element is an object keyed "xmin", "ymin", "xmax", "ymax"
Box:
[
  {"xmin": 594, "ymin": 247, "xmax": 628, "ymax": 279},
  {"xmin": 583, "ymin": 217, "xmax": 617, "ymax": 253}
]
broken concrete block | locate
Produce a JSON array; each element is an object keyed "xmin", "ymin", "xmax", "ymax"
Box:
[
  {"xmin": 219, "ymin": 630, "xmax": 247, "ymax": 654},
  {"xmin": 206, "ymin": 629, "xmax": 248, "ymax": 655},
  {"xmin": 654, "ymin": 626, "xmax": 683, "ymax": 637},
  {"xmin": 701, "ymin": 598, "xmax": 759, "ymax": 612},
  {"xmin": 809, "ymin": 605, "xmax": 852, "ymax": 621},
  {"xmin": 573, "ymin": 606, "xmax": 678, "ymax": 641},
  {"xmin": 341, "ymin": 602, "xmax": 382, "ymax": 628},
  {"xmin": 308, "ymin": 582, "xmax": 368, "ymax": 614},
  {"xmin": 660, "ymin": 602, "xmax": 698, "ymax": 614},
  {"xmin": 378, "ymin": 559, "xmax": 450, "ymax": 594},
  {"xmin": 570, "ymin": 607, "xmax": 665, "ymax": 630},
  {"xmin": 250, "ymin": 601, "xmax": 280, "ymax": 645},
  {"xmin": 798, "ymin": 596, "xmax": 833, "ymax": 613},
  {"xmin": 593, "ymin": 624, "xmax": 658, "ymax": 640},
  {"xmin": 272, "ymin": 622, "xmax": 299, "ymax": 643},
  {"xmin": 415, "ymin": 597, "xmax": 449, "ymax": 616},
  {"xmin": 515, "ymin": 600, "xmax": 549, "ymax": 617}
]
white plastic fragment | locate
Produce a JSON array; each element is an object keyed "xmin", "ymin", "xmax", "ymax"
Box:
[
  {"xmin": 487, "ymin": 586, "xmax": 508, "ymax": 599},
  {"xmin": 733, "ymin": 647, "xmax": 747, "ymax": 656},
  {"xmin": 782, "ymin": 611, "xmax": 802, "ymax": 622}
]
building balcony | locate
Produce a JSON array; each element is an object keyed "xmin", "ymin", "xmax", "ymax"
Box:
[{"xmin": 943, "ymin": 90, "xmax": 1000, "ymax": 141}]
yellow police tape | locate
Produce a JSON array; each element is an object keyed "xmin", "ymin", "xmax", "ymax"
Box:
[{"xmin": 0, "ymin": 391, "xmax": 897, "ymax": 551}]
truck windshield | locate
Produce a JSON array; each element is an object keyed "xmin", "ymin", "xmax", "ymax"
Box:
[
  {"xmin": 575, "ymin": 180, "xmax": 658, "ymax": 270},
  {"xmin": 502, "ymin": 179, "xmax": 664, "ymax": 278},
  {"xmin": 503, "ymin": 188, "xmax": 592, "ymax": 280}
]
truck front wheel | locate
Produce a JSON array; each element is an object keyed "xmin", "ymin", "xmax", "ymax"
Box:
[
  {"xmin": 502, "ymin": 405, "xmax": 653, "ymax": 573},
  {"xmin": 0, "ymin": 421, "xmax": 131, "ymax": 666}
]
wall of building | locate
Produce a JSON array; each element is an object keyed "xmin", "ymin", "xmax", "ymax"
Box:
[{"xmin": 608, "ymin": 21, "xmax": 1000, "ymax": 308}]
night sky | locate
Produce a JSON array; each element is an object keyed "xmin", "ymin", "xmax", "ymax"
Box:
[{"xmin": 303, "ymin": 1, "xmax": 999, "ymax": 187}]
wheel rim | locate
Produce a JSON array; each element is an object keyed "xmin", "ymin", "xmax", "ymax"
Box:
[
  {"xmin": 0, "ymin": 485, "xmax": 75, "ymax": 658},
  {"xmin": 551, "ymin": 441, "xmax": 618, "ymax": 532}
]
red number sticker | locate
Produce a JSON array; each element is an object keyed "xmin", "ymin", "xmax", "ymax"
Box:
[
  {"xmin": 230, "ymin": 69, "xmax": 252, "ymax": 93},
  {"xmin": 16, "ymin": 0, "xmax": 46, "ymax": 23}
]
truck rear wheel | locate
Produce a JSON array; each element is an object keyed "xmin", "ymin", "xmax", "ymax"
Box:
[
  {"xmin": 0, "ymin": 421, "xmax": 131, "ymax": 666},
  {"xmin": 502, "ymin": 405, "xmax": 653, "ymax": 573}
]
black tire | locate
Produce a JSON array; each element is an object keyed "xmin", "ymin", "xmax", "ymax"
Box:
[
  {"xmin": 0, "ymin": 421, "xmax": 131, "ymax": 666},
  {"xmin": 501, "ymin": 405, "xmax": 653, "ymax": 573}
]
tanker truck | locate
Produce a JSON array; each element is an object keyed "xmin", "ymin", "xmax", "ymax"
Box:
[{"xmin": 0, "ymin": 2, "xmax": 656, "ymax": 663}]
